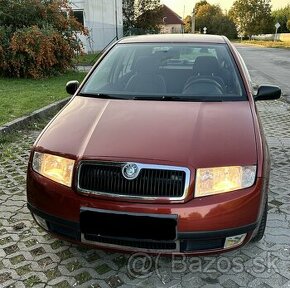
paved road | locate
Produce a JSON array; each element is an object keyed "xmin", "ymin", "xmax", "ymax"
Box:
[
  {"xmin": 235, "ymin": 44, "xmax": 290, "ymax": 97},
  {"xmin": 1, "ymin": 45, "xmax": 290, "ymax": 288}
]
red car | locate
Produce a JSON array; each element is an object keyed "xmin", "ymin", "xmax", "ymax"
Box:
[{"xmin": 27, "ymin": 34, "xmax": 281, "ymax": 255}]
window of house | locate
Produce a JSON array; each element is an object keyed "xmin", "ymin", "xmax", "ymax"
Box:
[{"xmin": 73, "ymin": 10, "xmax": 84, "ymax": 26}]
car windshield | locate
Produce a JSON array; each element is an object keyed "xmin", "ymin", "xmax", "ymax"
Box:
[{"xmin": 81, "ymin": 43, "xmax": 247, "ymax": 101}]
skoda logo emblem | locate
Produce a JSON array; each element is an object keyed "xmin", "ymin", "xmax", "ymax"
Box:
[{"xmin": 122, "ymin": 163, "xmax": 139, "ymax": 180}]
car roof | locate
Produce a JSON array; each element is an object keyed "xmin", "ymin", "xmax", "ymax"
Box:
[{"xmin": 118, "ymin": 34, "xmax": 227, "ymax": 44}]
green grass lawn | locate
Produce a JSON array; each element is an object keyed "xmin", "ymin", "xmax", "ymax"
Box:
[
  {"xmin": 0, "ymin": 71, "xmax": 86, "ymax": 126},
  {"xmin": 239, "ymin": 40, "xmax": 290, "ymax": 49},
  {"xmin": 74, "ymin": 53, "xmax": 101, "ymax": 65}
]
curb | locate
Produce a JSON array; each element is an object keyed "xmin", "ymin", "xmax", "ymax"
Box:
[
  {"xmin": 0, "ymin": 97, "xmax": 70, "ymax": 137},
  {"xmin": 75, "ymin": 65, "xmax": 92, "ymax": 72}
]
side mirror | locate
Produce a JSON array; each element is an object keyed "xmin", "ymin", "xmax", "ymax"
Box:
[
  {"xmin": 66, "ymin": 81, "xmax": 80, "ymax": 95},
  {"xmin": 254, "ymin": 85, "xmax": 281, "ymax": 101}
]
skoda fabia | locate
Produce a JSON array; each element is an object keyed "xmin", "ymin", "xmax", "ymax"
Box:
[{"xmin": 27, "ymin": 34, "xmax": 281, "ymax": 255}]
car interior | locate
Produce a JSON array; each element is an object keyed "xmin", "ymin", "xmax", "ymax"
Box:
[{"xmin": 83, "ymin": 44, "xmax": 245, "ymax": 99}]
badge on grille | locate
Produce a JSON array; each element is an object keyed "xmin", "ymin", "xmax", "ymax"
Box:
[{"xmin": 122, "ymin": 163, "xmax": 140, "ymax": 180}]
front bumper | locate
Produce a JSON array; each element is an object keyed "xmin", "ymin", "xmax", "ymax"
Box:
[
  {"xmin": 27, "ymin": 171, "xmax": 266, "ymax": 255},
  {"xmin": 28, "ymin": 203, "xmax": 257, "ymax": 255}
]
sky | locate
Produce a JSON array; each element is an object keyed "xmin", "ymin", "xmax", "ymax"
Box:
[{"xmin": 160, "ymin": 0, "xmax": 290, "ymax": 18}]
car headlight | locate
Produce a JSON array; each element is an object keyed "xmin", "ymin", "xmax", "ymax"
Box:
[
  {"xmin": 32, "ymin": 152, "xmax": 75, "ymax": 187},
  {"xmin": 195, "ymin": 166, "xmax": 256, "ymax": 197}
]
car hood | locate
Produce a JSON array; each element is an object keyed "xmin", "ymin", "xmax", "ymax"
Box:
[{"xmin": 36, "ymin": 96, "xmax": 257, "ymax": 168}]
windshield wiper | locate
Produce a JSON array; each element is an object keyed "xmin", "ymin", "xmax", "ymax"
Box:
[
  {"xmin": 133, "ymin": 96, "xmax": 185, "ymax": 101},
  {"xmin": 79, "ymin": 93, "xmax": 130, "ymax": 100},
  {"xmin": 79, "ymin": 93, "xmax": 223, "ymax": 102},
  {"xmin": 133, "ymin": 95, "xmax": 223, "ymax": 102}
]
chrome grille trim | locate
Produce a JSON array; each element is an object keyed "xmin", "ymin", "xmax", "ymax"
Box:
[{"xmin": 77, "ymin": 161, "xmax": 191, "ymax": 201}]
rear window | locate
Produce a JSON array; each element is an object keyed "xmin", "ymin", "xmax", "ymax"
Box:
[{"xmin": 81, "ymin": 43, "xmax": 247, "ymax": 101}]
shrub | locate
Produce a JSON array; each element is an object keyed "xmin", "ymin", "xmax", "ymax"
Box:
[{"xmin": 0, "ymin": 0, "xmax": 87, "ymax": 78}]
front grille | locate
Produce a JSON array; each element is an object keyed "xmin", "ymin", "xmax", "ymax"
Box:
[{"xmin": 78, "ymin": 162, "xmax": 189, "ymax": 199}]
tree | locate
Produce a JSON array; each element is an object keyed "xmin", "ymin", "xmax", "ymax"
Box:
[
  {"xmin": 194, "ymin": 1, "xmax": 237, "ymax": 38},
  {"xmin": 135, "ymin": 4, "xmax": 162, "ymax": 33},
  {"xmin": 0, "ymin": 0, "xmax": 87, "ymax": 78},
  {"xmin": 195, "ymin": 1, "xmax": 208, "ymax": 14},
  {"xmin": 195, "ymin": 2, "xmax": 223, "ymax": 33},
  {"xmin": 123, "ymin": 0, "xmax": 161, "ymax": 35},
  {"xmin": 288, "ymin": 19, "xmax": 290, "ymax": 31},
  {"xmin": 123, "ymin": 0, "xmax": 136, "ymax": 32},
  {"xmin": 137, "ymin": 0, "xmax": 160, "ymax": 14},
  {"xmin": 212, "ymin": 15, "xmax": 237, "ymax": 39},
  {"xmin": 272, "ymin": 5, "xmax": 290, "ymax": 33},
  {"xmin": 183, "ymin": 15, "xmax": 192, "ymax": 33},
  {"xmin": 229, "ymin": 0, "xmax": 274, "ymax": 38}
]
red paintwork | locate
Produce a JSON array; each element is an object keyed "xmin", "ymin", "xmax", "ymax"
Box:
[
  {"xmin": 27, "ymin": 35, "xmax": 271, "ymax": 255},
  {"xmin": 36, "ymin": 98, "xmax": 257, "ymax": 170},
  {"xmin": 27, "ymin": 170, "xmax": 263, "ymax": 231}
]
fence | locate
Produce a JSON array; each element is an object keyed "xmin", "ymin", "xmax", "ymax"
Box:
[{"xmin": 252, "ymin": 33, "xmax": 290, "ymax": 41}]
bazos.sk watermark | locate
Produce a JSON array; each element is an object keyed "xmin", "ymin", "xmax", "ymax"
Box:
[{"xmin": 127, "ymin": 252, "xmax": 280, "ymax": 280}]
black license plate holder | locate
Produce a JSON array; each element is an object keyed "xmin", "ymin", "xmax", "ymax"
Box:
[{"xmin": 80, "ymin": 208, "xmax": 177, "ymax": 241}]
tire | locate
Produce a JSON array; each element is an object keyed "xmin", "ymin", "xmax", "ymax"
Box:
[{"xmin": 251, "ymin": 197, "xmax": 268, "ymax": 242}]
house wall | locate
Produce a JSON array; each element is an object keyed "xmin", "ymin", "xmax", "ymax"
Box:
[
  {"xmin": 160, "ymin": 24, "xmax": 183, "ymax": 34},
  {"xmin": 70, "ymin": 0, "xmax": 123, "ymax": 53}
]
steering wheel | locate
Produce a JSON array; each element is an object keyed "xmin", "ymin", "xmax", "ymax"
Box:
[{"xmin": 182, "ymin": 78, "xmax": 224, "ymax": 95}]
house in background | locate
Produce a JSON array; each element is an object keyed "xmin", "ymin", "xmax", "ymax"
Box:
[
  {"xmin": 70, "ymin": 0, "xmax": 123, "ymax": 52},
  {"xmin": 160, "ymin": 5, "xmax": 184, "ymax": 34}
]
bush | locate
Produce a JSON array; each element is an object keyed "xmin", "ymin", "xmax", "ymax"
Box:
[{"xmin": 0, "ymin": 0, "xmax": 87, "ymax": 78}]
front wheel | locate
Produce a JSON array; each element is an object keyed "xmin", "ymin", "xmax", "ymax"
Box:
[{"xmin": 251, "ymin": 197, "xmax": 268, "ymax": 242}]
